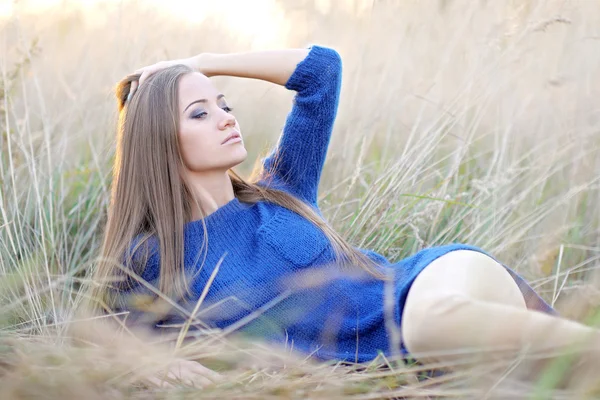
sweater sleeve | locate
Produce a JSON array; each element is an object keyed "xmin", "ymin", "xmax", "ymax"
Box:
[{"xmin": 259, "ymin": 45, "xmax": 342, "ymax": 206}]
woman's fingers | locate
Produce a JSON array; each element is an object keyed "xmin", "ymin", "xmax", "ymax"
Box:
[
  {"xmin": 146, "ymin": 374, "xmax": 175, "ymax": 389},
  {"xmin": 173, "ymin": 366, "xmax": 215, "ymax": 388},
  {"xmin": 146, "ymin": 371, "xmax": 212, "ymax": 389},
  {"xmin": 189, "ymin": 361, "xmax": 224, "ymax": 383},
  {"xmin": 138, "ymin": 62, "xmax": 166, "ymax": 86},
  {"xmin": 176, "ymin": 359, "xmax": 223, "ymax": 384},
  {"xmin": 128, "ymin": 64, "xmax": 157, "ymax": 101},
  {"xmin": 128, "ymin": 80, "xmax": 138, "ymax": 102},
  {"xmin": 145, "ymin": 359, "xmax": 221, "ymax": 389},
  {"xmin": 138, "ymin": 68, "xmax": 151, "ymax": 87},
  {"xmin": 130, "ymin": 58, "xmax": 193, "ymax": 101}
]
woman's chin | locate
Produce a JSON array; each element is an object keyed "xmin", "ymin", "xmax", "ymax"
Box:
[{"xmin": 227, "ymin": 150, "xmax": 248, "ymax": 169}]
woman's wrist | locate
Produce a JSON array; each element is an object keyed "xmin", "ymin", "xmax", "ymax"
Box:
[{"xmin": 192, "ymin": 53, "xmax": 219, "ymax": 77}]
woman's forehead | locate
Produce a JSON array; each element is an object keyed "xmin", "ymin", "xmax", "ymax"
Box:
[{"xmin": 179, "ymin": 72, "xmax": 221, "ymax": 102}]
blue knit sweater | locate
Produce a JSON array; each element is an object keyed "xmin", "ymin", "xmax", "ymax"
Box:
[{"xmin": 123, "ymin": 45, "xmax": 556, "ymax": 363}]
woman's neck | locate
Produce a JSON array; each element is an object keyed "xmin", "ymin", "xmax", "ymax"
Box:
[{"xmin": 186, "ymin": 170, "xmax": 235, "ymax": 219}]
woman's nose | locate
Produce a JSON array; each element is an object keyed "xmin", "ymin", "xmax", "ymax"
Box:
[{"xmin": 219, "ymin": 114, "xmax": 236, "ymax": 130}]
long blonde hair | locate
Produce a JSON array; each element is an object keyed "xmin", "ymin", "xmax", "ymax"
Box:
[{"xmin": 87, "ymin": 64, "xmax": 388, "ymax": 316}]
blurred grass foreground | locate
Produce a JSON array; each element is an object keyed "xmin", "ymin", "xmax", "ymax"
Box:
[{"xmin": 2, "ymin": 0, "xmax": 600, "ymax": 398}]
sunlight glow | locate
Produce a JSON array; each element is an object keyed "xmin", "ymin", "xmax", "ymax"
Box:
[
  {"xmin": 159, "ymin": 0, "xmax": 289, "ymax": 48},
  {"xmin": 0, "ymin": 1, "xmax": 13, "ymax": 19},
  {"xmin": 0, "ymin": 0, "xmax": 290, "ymax": 48}
]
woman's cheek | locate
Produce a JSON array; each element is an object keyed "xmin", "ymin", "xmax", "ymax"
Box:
[{"xmin": 178, "ymin": 134, "xmax": 197, "ymax": 168}]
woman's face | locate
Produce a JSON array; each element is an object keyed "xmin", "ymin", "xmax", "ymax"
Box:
[{"xmin": 177, "ymin": 72, "xmax": 247, "ymax": 173}]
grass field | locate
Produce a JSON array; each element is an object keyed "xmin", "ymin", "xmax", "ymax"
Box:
[{"xmin": 2, "ymin": 0, "xmax": 600, "ymax": 398}]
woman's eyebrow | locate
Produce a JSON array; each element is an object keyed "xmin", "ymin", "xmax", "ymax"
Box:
[{"xmin": 184, "ymin": 94, "xmax": 225, "ymax": 112}]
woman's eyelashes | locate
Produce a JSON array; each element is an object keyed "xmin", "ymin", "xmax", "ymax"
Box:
[
  {"xmin": 191, "ymin": 111, "xmax": 208, "ymax": 119},
  {"xmin": 191, "ymin": 106, "xmax": 234, "ymax": 120}
]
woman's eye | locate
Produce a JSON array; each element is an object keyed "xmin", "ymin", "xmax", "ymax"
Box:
[
  {"xmin": 192, "ymin": 111, "xmax": 207, "ymax": 119},
  {"xmin": 222, "ymin": 106, "xmax": 233, "ymax": 113}
]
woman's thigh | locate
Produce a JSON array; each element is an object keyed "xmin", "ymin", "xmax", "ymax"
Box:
[{"xmin": 401, "ymin": 250, "xmax": 527, "ymax": 356}]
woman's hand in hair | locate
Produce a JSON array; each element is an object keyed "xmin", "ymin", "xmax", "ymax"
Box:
[
  {"xmin": 145, "ymin": 357, "xmax": 223, "ymax": 389},
  {"xmin": 129, "ymin": 55, "xmax": 205, "ymax": 99}
]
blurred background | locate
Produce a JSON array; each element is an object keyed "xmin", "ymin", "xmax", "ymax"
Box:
[{"xmin": 1, "ymin": 0, "xmax": 600, "ymax": 397}]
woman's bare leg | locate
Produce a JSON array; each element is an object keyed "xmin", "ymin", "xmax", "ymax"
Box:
[{"xmin": 401, "ymin": 250, "xmax": 600, "ymax": 389}]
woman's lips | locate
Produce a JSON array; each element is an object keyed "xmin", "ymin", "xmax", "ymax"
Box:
[
  {"xmin": 223, "ymin": 136, "xmax": 242, "ymax": 145},
  {"xmin": 221, "ymin": 131, "xmax": 241, "ymax": 145}
]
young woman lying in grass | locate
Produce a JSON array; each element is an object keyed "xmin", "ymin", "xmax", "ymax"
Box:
[{"xmin": 83, "ymin": 45, "xmax": 600, "ymax": 390}]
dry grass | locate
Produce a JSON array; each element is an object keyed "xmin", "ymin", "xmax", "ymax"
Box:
[{"xmin": 1, "ymin": 0, "xmax": 600, "ymax": 398}]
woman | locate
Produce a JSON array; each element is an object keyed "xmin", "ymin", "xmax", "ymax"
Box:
[{"xmin": 88, "ymin": 45, "xmax": 600, "ymax": 389}]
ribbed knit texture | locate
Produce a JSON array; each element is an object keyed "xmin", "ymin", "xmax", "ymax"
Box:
[{"xmin": 123, "ymin": 45, "xmax": 557, "ymax": 363}]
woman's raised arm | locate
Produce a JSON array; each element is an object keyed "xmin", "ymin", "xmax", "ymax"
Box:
[
  {"xmin": 196, "ymin": 48, "xmax": 310, "ymax": 86},
  {"xmin": 130, "ymin": 48, "xmax": 309, "ymax": 94}
]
